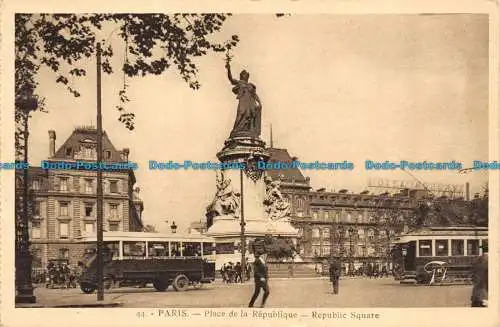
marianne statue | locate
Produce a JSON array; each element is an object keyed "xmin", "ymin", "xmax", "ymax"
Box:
[{"xmin": 225, "ymin": 60, "xmax": 262, "ymax": 138}]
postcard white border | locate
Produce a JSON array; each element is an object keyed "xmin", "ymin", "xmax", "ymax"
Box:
[{"xmin": 1, "ymin": 1, "xmax": 499, "ymax": 327}]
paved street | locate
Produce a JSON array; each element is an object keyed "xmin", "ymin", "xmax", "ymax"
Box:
[{"xmin": 31, "ymin": 278, "xmax": 472, "ymax": 308}]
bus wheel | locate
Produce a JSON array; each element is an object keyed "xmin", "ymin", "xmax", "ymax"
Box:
[
  {"xmin": 153, "ymin": 279, "xmax": 168, "ymax": 292},
  {"xmin": 80, "ymin": 283, "xmax": 96, "ymax": 294},
  {"xmin": 173, "ymin": 275, "xmax": 189, "ymax": 292}
]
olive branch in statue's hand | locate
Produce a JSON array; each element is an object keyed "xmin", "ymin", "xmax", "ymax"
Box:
[{"xmin": 225, "ymin": 50, "xmax": 233, "ymax": 68}]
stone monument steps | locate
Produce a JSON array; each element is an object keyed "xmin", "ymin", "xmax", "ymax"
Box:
[{"xmin": 267, "ymin": 263, "xmax": 319, "ymax": 278}]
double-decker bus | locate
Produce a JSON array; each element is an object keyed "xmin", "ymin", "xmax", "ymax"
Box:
[
  {"xmin": 391, "ymin": 226, "xmax": 487, "ymax": 284},
  {"xmin": 76, "ymin": 231, "xmax": 217, "ymax": 293}
]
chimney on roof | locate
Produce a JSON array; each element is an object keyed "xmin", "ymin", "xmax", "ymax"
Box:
[
  {"xmin": 121, "ymin": 148, "xmax": 130, "ymax": 161},
  {"xmin": 48, "ymin": 130, "xmax": 56, "ymax": 157}
]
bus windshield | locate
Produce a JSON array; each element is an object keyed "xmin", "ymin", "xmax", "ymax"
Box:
[{"xmin": 81, "ymin": 245, "xmax": 114, "ymax": 268}]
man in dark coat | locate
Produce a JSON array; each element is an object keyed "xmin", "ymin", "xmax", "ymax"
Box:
[
  {"xmin": 248, "ymin": 251, "xmax": 270, "ymax": 307},
  {"xmin": 234, "ymin": 262, "xmax": 242, "ymax": 283},
  {"xmin": 471, "ymin": 245, "xmax": 488, "ymax": 307},
  {"xmin": 329, "ymin": 260, "xmax": 341, "ymax": 294},
  {"xmin": 245, "ymin": 261, "xmax": 252, "ymax": 281}
]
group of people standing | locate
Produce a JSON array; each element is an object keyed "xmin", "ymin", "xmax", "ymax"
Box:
[
  {"xmin": 350, "ymin": 264, "xmax": 391, "ymax": 278},
  {"xmin": 220, "ymin": 261, "xmax": 252, "ymax": 284},
  {"xmin": 41, "ymin": 261, "xmax": 84, "ymax": 289}
]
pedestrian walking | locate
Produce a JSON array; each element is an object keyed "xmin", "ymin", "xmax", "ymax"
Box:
[
  {"xmin": 235, "ymin": 262, "xmax": 242, "ymax": 283},
  {"xmin": 471, "ymin": 244, "xmax": 488, "ymax": 307},
  {"xmin": 248, "ymin": 251, "xmax": 270, "ymax": 307},
  {"xmin": 245, "ymin": 261, "xmax": 252, "ymax": 281},
  {"xmin": 329, "ymin": 260, "xmax": 341, "ymax": 294},
  {"xmin": 220, "ymin": 264, "xmax": 227, "ymax": 283}
]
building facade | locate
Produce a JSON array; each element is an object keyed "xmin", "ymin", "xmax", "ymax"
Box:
[
  {"xmin": 195, "ymin": 146, "xmax": 484, "ymax": 273},
  {"xmin": 17, "ymin": 127, "xmax": 144, "ymax": 269},
  {"xmin": 265, "ymin": 147, "xmax": 479, "ymax": 274}
]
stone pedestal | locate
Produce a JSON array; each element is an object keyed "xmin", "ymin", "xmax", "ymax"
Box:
[{"xmin": 206, "ymin": 135, "xmax": 298, "ymax": 239}]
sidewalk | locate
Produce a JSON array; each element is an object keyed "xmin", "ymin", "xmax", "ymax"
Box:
[{"xmin": 16, "ymin": 285, "xmax": 123, "ymax": 308}]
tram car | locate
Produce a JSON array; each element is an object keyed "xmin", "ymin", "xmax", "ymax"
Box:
[{"xmin": 391, "ymin": 226, "xmax": 487, "ymax": 284}]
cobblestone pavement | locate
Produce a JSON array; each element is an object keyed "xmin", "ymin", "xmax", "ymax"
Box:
[{"xmin": 31, "ymin": 277, "xmax": 472, "ymax": 308}]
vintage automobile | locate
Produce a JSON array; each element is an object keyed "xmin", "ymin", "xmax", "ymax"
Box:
[{"xmin": 77, "ymin": 232, "xmax": 216, "ymax": 293}]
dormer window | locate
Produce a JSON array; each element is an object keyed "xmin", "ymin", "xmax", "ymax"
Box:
[
  {"xmin": 66, "ymin": 147, "xmax": 73, "ymax": 157},
  {"xmin": 84, "ymin": 147, "xmax": 93, "ymax": 158},
  {"xmin": 105, "ymin": 150, "xmax": 111, "ymax": 159}
]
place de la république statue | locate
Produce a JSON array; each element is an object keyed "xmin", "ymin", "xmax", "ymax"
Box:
[
  {"xmin": 226, "ymin": 61, "xmax": 262, "ymax": 138},
  {"xmin": 205, "ymin": 57, "xmax": 298, "ymax": 261}
]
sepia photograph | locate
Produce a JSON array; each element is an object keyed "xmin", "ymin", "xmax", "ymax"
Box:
[{"xmin": 1, "ymin": 1, "xmax": 499, "ymax": 327}]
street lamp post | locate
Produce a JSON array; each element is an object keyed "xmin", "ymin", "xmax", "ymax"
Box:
[
  {"xmin": 239, "ymin": 166, "xmax": 246, "ymax": 284},
  {"xmin": 337, "ymin": 225, "xmax": 346, "ymax": 275},
  {"xmin": 348, "ymin": 227, "xmax": 354, "ymax": 275},
  {"xmin": 238, "ymin": 153, "xmax": 259, "ymax": 284},
  {"xmin": 329, "ymin": 223, "xmax": 335, "ymax": 263},
  {"xmin": 15, "ymin": 93, "xmax": 38, "ymax": 304},
  {"xmin": 95, "ymin": 42, "xmax": 105, "ymax": 302},
  {"xmin": 313, "ymin": 251, "xmax": 317, "ymax": 271}
]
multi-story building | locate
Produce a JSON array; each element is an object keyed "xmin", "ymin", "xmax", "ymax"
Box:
[
  {"xmin": 291, "ymin": 190, "xmax": 414, "ymax": 273},
  {"xmin": 265, "ymin": 147, "xmax": 480, "ymax": 274},
  {"xmin": 198, "ymin": 145, "xmax": 482, "ymax": 273},
  {"xmin": 16, "ymin": 127, "xmax": 144, "ymax": 269}
]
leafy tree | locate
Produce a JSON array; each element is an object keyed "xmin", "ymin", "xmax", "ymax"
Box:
[
  {"xmin": 376, "ymin": 209, "xmax": 407, "ymax": 267},
  {"xmin": 15, "ymin": 13, "xmax": 240, "ymax": 153},
  {"xmin": 469, "ymin": 189, "xmax": 488, "ymax": 227},
  {"xmin": 250, "ymin": 235, "xmax": 296, "ymax": 261}
]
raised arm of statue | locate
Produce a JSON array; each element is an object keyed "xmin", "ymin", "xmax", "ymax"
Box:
[{"xmin": 225, "ymin": 62, "xmax": 238, "ymax": 85}]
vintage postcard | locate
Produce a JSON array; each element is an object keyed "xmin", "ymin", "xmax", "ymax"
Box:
[{"xmin": 1, "ymin": 0, "xmax": 499, "ymax": 326}]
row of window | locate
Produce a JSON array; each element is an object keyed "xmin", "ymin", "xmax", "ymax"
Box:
[
  {"xmin": 296, "ymin": 209, "xmax": 405, "ymax": 224},
  {"xmin": 290, "ymin": 194, "xmax": 411, "ymax": 208},
  {"xmin": 30, "ymin": 220, "xmax": 120, "ymax": 239},
  {"xmin": 65, "ymin": 145, "xmax": 113, "ymax": 160},
  {"xmin": 32, "ymin": 201, "xmax": 121, "ymax": 219},
  {"xmin": 61, "ymin": 201, "xmax": 120, "ymax": 218},
  {"xmin": 31, "ymin": 176, "xmax": 122, "ymax": 194},
  {"xmin": 417, "ymin": 239, "xmax": 486, "ymax": 257},
  {"xmin": 107, "ymin": 241, "xmax": 214, "ymax": 257},
  {"xmin": 304, "ymin": 227, "xmax": 392, "ymax": 239},
  {"xmin": 310, "ymin": 245, "xmax": 378, "ymax": 257}
]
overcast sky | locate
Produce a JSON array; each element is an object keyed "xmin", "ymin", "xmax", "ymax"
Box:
[{"xmin": 29, "ymin": 14, "xmax": 489, "ymax": 232}]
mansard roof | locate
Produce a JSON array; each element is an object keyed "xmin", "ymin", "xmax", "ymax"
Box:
[
  {"xmin": 265, "ymin": 147, "xmax": 309, "ymax": 184},
  {"xmin": 52, "ymin": 126, "xmax": 125, "ymax": 162}
]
